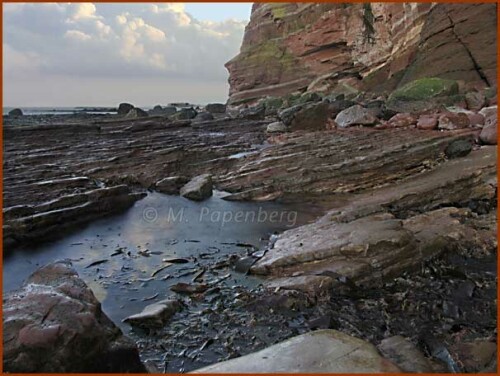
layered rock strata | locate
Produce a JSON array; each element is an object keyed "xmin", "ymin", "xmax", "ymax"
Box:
[{"xmin": 226, "ymin": 3, "xmax": 497, "ymax": 104}]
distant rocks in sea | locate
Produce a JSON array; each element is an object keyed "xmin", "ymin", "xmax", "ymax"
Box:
[
  {"xmin": 117, "ymin": 102, "xmax": 134, "ymax": 115},
  {"xmin": 8, "ymin": 108, "xmax": 23, "ymax": 117},
  {"xmin": 205, "ymin": 103, "xmax": 226, "ymax": 113},
  {"xmin": 125, "ymin": 107, "xmax": 149, "ymax": 118},
  {"xmin": 171, "ymin": 107, "xmax": 197, "ymax": 120},
  {"xmin": 149, "ymin": 105, "xmax": 177, "ymax": 116},
  {"xmin": 114, "ymin": 102, "xmax": 227, "ymax": 120}
]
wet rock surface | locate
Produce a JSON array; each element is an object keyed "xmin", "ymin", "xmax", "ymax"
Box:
[{"xmin": 2, "ymin": 260, "xmax": 145, "ymax": 373}]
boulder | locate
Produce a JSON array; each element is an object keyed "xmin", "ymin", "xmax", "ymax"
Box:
[
  {"xmin": 150, "ymin": 105, "xmax": 164, "ymax": 114},
  {"xmin": 288, "ymin": 102, "xmax": 332, "ymax": 131},
  {"xmin": 266, "ymin": 121, "xmax": 287, "ymax": 133},
  {"xmin": 386, "ymin": 78, "xmax": 459, "ymax": 113},
  {"xmin": 117, "ymin": 103, "xmax": 134, "ymax": 115},
  {"xmin": 205, "ymin": 103, "xmax": 226, "ymax": 113},
  {"xmin": 379, "ymin": 336, "xmax": 435, "ymax": 373},
  {"xmin": 296, "ymin": 91, "xmax": 322, "ymax": 104},
  {"xmin": 239, "ymin": 103, "xmax": 265, "ymax": 120},
  {"xmin": 3, "ymin": 261, "xmax": 146, "ymax": 373},
  {"xmin": 195, "ymin": 112, "xmax": 214, "ymax": 121},
  {"xmin": 386, "ymin": 113, "xmax": 417, "ymax": 128},
  {"xmin": 171, "ymin": 107, "xmax": 197, "ymax": 120},
  {"xmin": 364, "ymin": 100, "xmax": 385, "ymax": 118},
  {"xmin": 482, "ymin": 105, "xmax": 498, "ymax": 131},
  {"xmin": 417, "ymin": 114, "xmax": 438, "ymax": 130},
  {"xmin": 191, "ymin": 330, "xmax": 401, "ymax": 373},
  {"xmin": 278, "ymin": 104, "xmax": 303, "ymax": 125},
  {"xmin": 327, "ymin": 99, "xmax": 357, "ymax": 116},
  {"xmin": 155, "ymin": 176, "xmax": 189, "ymax": 194},
  {"xmin": 444, "ymin": 139, "xmax": 473, "ymax": 159},
  {"xmin": 389, "ymin": 78, "xmax": 459, "ymax": 102},
  {"xmin": 123, "ymin": 299, "xmax": 181, "ymax": 328},
  {"xmin": 335, "ymin": 105, "xmax": 378, "ymax": 128},
  {"xmin": 465, "ymin": 91, "xmax": 486, "ymax": 111},
  {"xmin": 262, "ymin": 97, "xmax": 284, "ymax": 116},
  {"xmin": 449, "ymin": 340, "xmax": 497, "ymax": 373},
  {"xmin": 479, "ymin": 123, "xmax": 497, "ymax": 145},
  {"xmin": 125, "ymin": 107, "xmax": 149, "ymax": 118},
  {"xmin": 479, "ymin": 105, "xmax": 497, "ymax": 120},
  {"xmin": 8, "ymin": 108, "xmax": 23, "ymax": 117},
  {"xmin": 438, "ymin": 112, "xmax": 470, "ymax": 130},
  {"xmin": 149, "ymin": 105, "xmax": 177, "ymax": 116},
  {"xmin": 467, "ymin": 113, "xmax": 485, "ymax": 127},
  {"xmin": 162, "ymin": 106, "xmax": 178, "ymax": 116},
  {"xmin": 180, "ymin": 174, "xmax": 213, "ymax": 201}
]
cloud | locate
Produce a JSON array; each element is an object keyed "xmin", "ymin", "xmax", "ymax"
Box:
[
  {"xmin": 68, "ymin": 3, "xmax": 99, "ymax": 21},
  {"xmin": 65, "ymin": 29, "xmax": 92, "ymax": 41},
  {"xmin": 3, "ymin": 2, "xmax": 248, "ymax": 105}
]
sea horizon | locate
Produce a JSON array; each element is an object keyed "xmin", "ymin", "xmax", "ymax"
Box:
[{"xmin": 2, "ymin": 103, "xmax": 213, "ymax": 116}]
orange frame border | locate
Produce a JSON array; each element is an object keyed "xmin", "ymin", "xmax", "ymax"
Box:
[{"xmin": 0, "ymin": 1, "xmax": 498, "ymax": 375}]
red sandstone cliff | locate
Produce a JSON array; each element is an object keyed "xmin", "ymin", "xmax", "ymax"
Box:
[{"xmin": 226, "ymin": 2, "xmax": 497, "ymax": 104}]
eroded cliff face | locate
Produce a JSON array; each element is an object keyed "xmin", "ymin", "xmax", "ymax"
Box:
[{"xmin": 226, "ymin": 2, "xmax": 497, "ymax": 104}]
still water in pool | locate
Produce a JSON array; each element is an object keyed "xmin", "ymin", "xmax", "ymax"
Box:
[{"xmin": 3, "ymin": 192, "xmax": 319, "ymax": 330}]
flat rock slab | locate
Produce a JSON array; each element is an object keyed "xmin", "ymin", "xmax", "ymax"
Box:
[
  {"xmin": 123, "ymin": 299, "xmax": 181, "ymax": 328},
  {"xmin": 252, "ymin": 212, "xmax": 415, "ymax": 280},
  {"xmin": 3, "ymin": 261, "xmax": 145, "ymax": 373},
  {"xmin": 180, "ymin": 174, "xmax": 213, "ymax": 201},
  {"xmin": 191, "ymin": 329, "xmax": 401, "ymax": 373},
  {"xmin": 253, "ymin": 205, "xmax": 494, "ymax": 286}
]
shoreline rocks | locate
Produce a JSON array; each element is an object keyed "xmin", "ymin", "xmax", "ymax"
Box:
[
  {"xmin": 250, "ymin": 146, "xmax": 496, "ymax": 286},
  {"xmin": 3, "ymin": 261, "xmax": 146, "ymax": 373},
  {"xmin": 335, "ymin": 104, "xmax": 378, "ymax": 128}
]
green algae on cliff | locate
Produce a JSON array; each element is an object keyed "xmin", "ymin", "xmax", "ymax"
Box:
[{"xmin": 389, "ymin": 78, "xmax": 459, "ymax": 102}]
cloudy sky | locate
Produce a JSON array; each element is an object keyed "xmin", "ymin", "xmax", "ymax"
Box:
[{"xmin": 3, "ymin": 3, "xmax": 251, "ymax": 107}]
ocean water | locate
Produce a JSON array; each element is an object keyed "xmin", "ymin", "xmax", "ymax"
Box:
[{"xmin": 3, "ymin": 107, "xmax": 117, "ymax": 116}]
